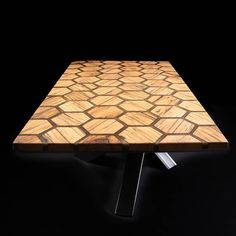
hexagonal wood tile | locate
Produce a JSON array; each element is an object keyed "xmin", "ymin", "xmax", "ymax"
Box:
[
  {"xmin": 32, "ymin": 107, "xmax": 59, "ymax": 119},
  {"xmin": 88, "ymin": 106, "xmax": 123, "ymax": 118},
  {"xmin": 155, "ymin": 118, "xmax": 195, "ymax": 134},
  {"xmin": 60, "ymin": 101, "xmax": 93, "ymax": 112},
  {"xmin": 119, "ymin": 101, "xmax": 153, "ymax": 111},
  {"xmin": 52, "ymin": 113, "xmax": 90, "ymax": 126},
  {"xmin": 83, "ymin": 119, "xmax": 123, "ymax": 134},
  {"xmin": 119, "ymin": 112, "xmax": 156, "ymax": 125},
  {"xmin": 119, "ymin": 127, "xmax": 162, "ymax": 144},
  {"xmin": 20, "ymin": 120, "xmax": 52, "ymax": 135}
]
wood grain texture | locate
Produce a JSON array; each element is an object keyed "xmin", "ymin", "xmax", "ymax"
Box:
[{"xmin": 13, "ymin": 61, "xmax": 229, "ymax": 152}]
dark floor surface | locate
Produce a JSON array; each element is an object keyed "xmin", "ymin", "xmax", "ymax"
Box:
[{"xmin": 6, "ymin": 106, "xmax": 236, "ymax": 236}]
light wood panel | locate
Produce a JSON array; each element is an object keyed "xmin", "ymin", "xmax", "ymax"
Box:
[{"xmin": 13, "ymin": 61, "xmax": 229, "ymax": 152}]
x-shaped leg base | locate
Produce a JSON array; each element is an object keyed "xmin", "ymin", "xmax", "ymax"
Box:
[{"xmin": 115, "ymin": 152, "xmax": 177, "ymax": 217}]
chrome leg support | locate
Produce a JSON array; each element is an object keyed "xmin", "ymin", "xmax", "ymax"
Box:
[
  {"xmin": 155, "ymin": 152, "xmax": 177, "ymax": 169},
  {"xmin": 114, "ymin": 152, "xmax": 145, "ymax": 217}
]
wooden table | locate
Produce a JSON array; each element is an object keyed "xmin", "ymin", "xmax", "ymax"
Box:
[{"xmin": 13, "ymin": 60, "xmax": 229, "ymax": 216}]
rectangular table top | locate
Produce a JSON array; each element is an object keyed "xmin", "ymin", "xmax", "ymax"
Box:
[{"xmin": 13, "ymin": 61, "xmax": 228, "ymax": 152}]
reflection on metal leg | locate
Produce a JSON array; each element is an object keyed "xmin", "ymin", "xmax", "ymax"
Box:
[
  {"xmin": 155, "ymin": 152, "xmax": 177, "ymax": 169},
  {"xmin": 115, "ymin": 152, "xmax": 145, "ymax": 217}
]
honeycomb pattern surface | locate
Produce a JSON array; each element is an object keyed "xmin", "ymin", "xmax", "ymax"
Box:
[{"xmin": 14, "ymin": 61, "xmax": 228, "ymax": 152}]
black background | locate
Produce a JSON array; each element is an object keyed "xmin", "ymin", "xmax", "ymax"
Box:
[{"xmin": 5, "ymin": 4, "xmax": 236, "ymax": 236}]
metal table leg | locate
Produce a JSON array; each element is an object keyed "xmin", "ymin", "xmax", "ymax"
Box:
[
  {"xmin": 155, "ymin": 152, "xmax": 177, "ymax": 169},
  {"xmin": 115, "ymin": 152, "xmax": 145, "ymax": 217},
  {"xmin": 114, "ymin": 152, "xmax": 177, "ymax": 217}
]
